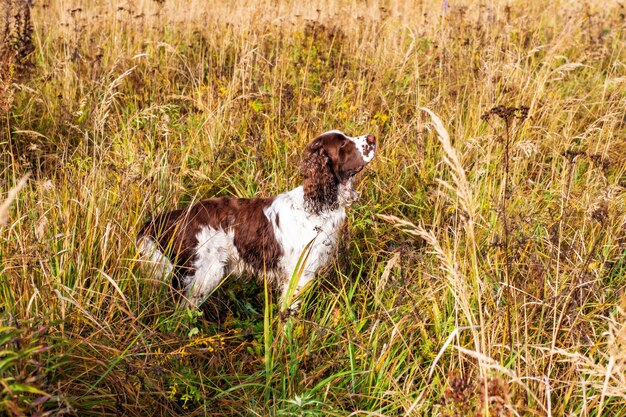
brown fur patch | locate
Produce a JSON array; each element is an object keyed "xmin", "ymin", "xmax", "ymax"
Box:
[
  {"xmin": 138, "ymin": 197, "xmax": 283, "ymax": 274},
  {"xmin": 300, "ymin": 132, "xmax": 366, "ymax": 213}
]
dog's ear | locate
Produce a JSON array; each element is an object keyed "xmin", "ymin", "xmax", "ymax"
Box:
[{"xmin": 300, "ymin": 135, "xmax": 339, "ymax": 213}]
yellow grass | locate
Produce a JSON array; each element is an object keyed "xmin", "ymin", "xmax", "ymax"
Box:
[{"xmin": 1, "ymin": 0, "xmax": 625, "ymax": 415}]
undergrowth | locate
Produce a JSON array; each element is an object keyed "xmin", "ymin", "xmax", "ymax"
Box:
[{"xmin": 1, "ymin": 0, "xmax": 625, "ymax": 416}]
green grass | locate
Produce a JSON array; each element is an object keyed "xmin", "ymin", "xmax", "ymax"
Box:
[{"xmin": 1, "ymin": 0, "xmax": 625, "ymax": 415}]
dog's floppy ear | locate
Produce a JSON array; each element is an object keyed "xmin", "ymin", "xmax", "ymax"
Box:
[{"xmin": 300, "ymin": 135, "xmax": 339, "ymax": 213}]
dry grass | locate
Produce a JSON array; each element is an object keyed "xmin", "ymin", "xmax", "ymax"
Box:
[{"xmin": 1, "ymin": 0, "xmax": 625, "ymax": 415}]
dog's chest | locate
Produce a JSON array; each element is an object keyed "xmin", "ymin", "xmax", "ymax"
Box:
[{"xmin": 266, "ymin": 187, "xmax": 346, "ymax": 273}]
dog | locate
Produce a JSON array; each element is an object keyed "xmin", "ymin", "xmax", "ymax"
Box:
[{"xmin": 137, "ymin": 130, "xmax": 376, "ymax": 310}]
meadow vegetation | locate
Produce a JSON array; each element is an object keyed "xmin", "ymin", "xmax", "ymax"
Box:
[{"xmin": 1, "ymin": 0, "xmax": 625, "ymax": 415}]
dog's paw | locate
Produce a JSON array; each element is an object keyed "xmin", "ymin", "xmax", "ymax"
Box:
[{"xmin": 278, "ymin": 307, "xmax": 299, "ymax": 321}]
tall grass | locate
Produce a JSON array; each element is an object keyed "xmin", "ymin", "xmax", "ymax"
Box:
[{"xmin": 1, "ymin": 0, "xmax": 625, "ymax": 415}]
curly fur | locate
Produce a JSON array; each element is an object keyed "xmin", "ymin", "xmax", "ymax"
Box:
[{"xmin": 300, "ymin": 137, "xmax": 340, "ymax": 213}]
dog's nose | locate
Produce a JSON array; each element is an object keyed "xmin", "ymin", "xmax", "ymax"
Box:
[{"xmin": 366, "ymin": 134, "xmax": 377, "ymax": 145}]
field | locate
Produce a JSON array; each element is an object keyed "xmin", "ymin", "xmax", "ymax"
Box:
[{"xmin": 1, "ymin": 0, "xmax": 625, "ymax": 415}]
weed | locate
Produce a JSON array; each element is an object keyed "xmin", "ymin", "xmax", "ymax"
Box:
[{"xmin": 481, "ymin": 105, "xmax": 529, "ymax": 349}]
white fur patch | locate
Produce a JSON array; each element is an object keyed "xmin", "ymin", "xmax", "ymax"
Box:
[
  {"xmin": 349, "ymin": 134, "xmax": 376, "ymax": 162},
  {"xmin": 264, "ymin": 186, "xmax": 346, "ymax": 304},
  {"xmin": 137, "ymin": 236, "xmax": 174, "ymax": 280},
  {"xmin": 185, "ymin": 226, "xmax": 238, "ymax": 306}
]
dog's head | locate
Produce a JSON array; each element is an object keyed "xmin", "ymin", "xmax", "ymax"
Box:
[{"xmin": 301, "ymin": 130, "xmax": 377, "ymax": 213}]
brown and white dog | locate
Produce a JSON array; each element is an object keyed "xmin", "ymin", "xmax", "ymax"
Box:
[{"xmin": 137, "ymin": 130, "xmax": 376, "ymax": 309}]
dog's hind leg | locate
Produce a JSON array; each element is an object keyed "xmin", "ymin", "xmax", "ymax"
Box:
[
  {"xmin": 136, "ymin": 236, "xmax": 174, "ymax": 281},
  {"xmin": 183, "ymin": 227, "xmax": 234, "ymax": 307}
]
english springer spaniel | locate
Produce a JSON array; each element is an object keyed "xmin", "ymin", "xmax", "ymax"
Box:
[{"xmin": 137, "ymin": 130, "xmax": 376, "ymax": 309}]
